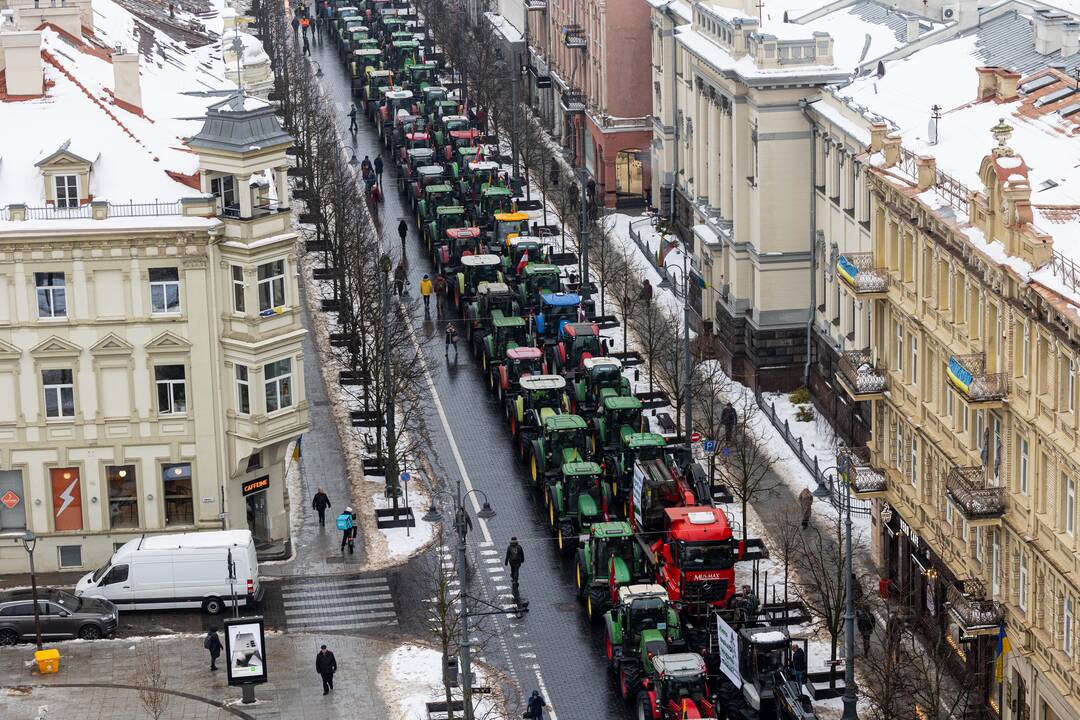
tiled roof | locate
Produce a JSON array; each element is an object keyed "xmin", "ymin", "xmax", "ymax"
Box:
[{"xmin": 973, "ymin": 10, "xmax": 1080, "ymax": 75}]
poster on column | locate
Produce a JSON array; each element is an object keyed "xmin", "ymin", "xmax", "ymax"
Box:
[
  {"xmin": 50, "ymin": 467, "xmax": 83, "ymax": 531},
  {"xmin": 224, "ymin": 616, "xmax": 268, "ymax": 686}
]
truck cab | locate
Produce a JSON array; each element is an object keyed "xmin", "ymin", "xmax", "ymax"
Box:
[{"xmin": 652, "ymin": 507, "xmax": 737, "ymax": 607}]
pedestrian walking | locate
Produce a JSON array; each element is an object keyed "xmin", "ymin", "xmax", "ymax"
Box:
[
  {"xmin": 203, "ymin": 627, "xmax": 223, "ymax": 672},
  {"xmin": 300, "ymin": 14, "xmax": 310, "ymax": 36},
  {"xmin": 393, "ymin": 262, "xmax": 407, "ymax": 297},
  {"xmin": 360, "ymin": 155, "xmax": 373, "ymax": 179},
  {"xmin": 420, "ymin": 274, "xmax": 432, "ymax": 312},
  {"xmin": 314, "ymin": 14, "xmax": 322, "ymax": 34},
  {"xmin": 397, "ymin": 217, "xmax": 408, "ymax": 256},
  {"xmin": 798, "ymin": 487, "xmax": 813, "ymax": 529},
  {"xmin": 789, "ymin": 643, "xmax": 807, "ymax": 687},
  {"xmin": 444, "ymin": 322, "xmax": 458, "ymax": 357},
  {"xmin": 337, "ymin": 506, "xmax": 357, "ymax": 553},
  {"xmin": 311, "ymin": 488, "xmax": 331, "ymax": 527},
  {"xmin": 720, "ymin": 401, "xmax": 737, "ymax": 442},
  {"xmin": 433, "ymin": 274, "xmax": 447, "ymax": 318},
  {"xmin": 524, "ymin": 690, "xmax": 547, "ymax": 719},
  {"xmin": 302, "ymin": 33, "xmax": 310, "ymax": 55},
  {"xmin": 316, "ymin": 644, "xmax": 337, "ymax": 695},
  {"xmin": 348, "ymin": 104, "xmax": 358, "ymax": 133},
  {"xmin": 374, "ymin": 156, "xmax": 384, "ymax": 188},
  {"xmin": 641, "ymin": 277, "xmax": 653, "ymax": 304},
  {"xmin": 504, "ymin": 536, "xmax": 524, "ymax": 585},
  {"xmin": 291, "ymin": 15, "xmax": 300, "ymax": 38},
  {"xmin": 857, "ymin": 605, "xmax": 876, "ymax": 656}
]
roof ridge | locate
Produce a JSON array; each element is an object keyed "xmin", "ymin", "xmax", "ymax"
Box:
[{"xmin": 37, "ymin": 22, "xmax": 113, "ymax": 63}]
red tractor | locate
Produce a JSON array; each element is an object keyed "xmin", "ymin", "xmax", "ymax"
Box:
[
  {"xmin": 651, "ymin": 507, "xmax": 739, "ymax": 607},
  {"xmin": 636, "ymin": 653, "xmax": 720, "ymax": 720}
]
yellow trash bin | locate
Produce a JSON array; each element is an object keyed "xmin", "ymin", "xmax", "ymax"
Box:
[{"xmin": 34, "ymin": 649, "xmax": 60, "ymax": 674}]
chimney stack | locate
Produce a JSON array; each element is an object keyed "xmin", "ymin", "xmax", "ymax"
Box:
[
  {"xmin": 915, "ymin": 156, "xmax": 936, "ymax": 191},
  {"xmin": 111, "ymin": 50, "xmax": 142, "ymax": 113},
  {"xmin": 905, "ymin": 15, "xmax": 920, "ymax": 43},
  {"xmin": 869, "ymin": 121, "xmax": 887, "ymax": 153},
  {"xmin": 1, "ymin": 31, "xmax": 43, "ymax": 97}
]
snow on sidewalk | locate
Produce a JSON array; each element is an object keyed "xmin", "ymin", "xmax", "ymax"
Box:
[{"xmin": 378, "ymin": 643, "xmax": 508, "ymax": 720}]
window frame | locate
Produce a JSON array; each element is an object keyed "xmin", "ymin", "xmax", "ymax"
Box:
[
  {"xmin": 911, "ymin": 333, "xmax": 918, "ymax": 386},
  {"xmin": 263, "ymin": 358, "xmax": 293, "ymax": 413},
  {"xmin": 1018, "ymin": 551, "xmax": 1028, "ymax": 612},
  {"xmin": 1067, "ymin": 474, "xmax": 1076, "ymax": 537},
  {"xmin": 910, "ymin": 435, "xmax": 918, "ymax": 488},
  {"xmin": 161, "ymin": 463, "xmax": 194, "ymax": 527},
  {"xmin": 105, "ymin": 465, "xmax": 139, "ymax": 529},
  {"xmin": 35, "ymin": 272, "xmax": 67, "ymax": 319},
  {"xmin": 154, "ymin": 364, "xmax": 187, "ymax": 416},
  {"xmin": 1066, "ymin": 595, "xmax": 1074, "ymax": 657},
  {"xmin": 54, "ymin": 174, "xmax": 79, "ymax": 209},
  {"xmin": 257, "ymin": 260, "xmax": 286, "ymax": 313},
  {"xmin": 895, "ymin": 322, "xmax": 904, "ymax": 373},
  {"xmin": 42, "ymin": 368, "xmax": 75, "ymax": 420},
  {"xmin": 148, "ymin": 267, "xmax": 181, "ymax": 315},
  {"xmin": 232, "ymin": 265, "xmax": 246, "ymax": 313},
  {"xmin": 991, "ymin": 532, "xmax": 1001, "ymax": 598},
  {"xmin": 1019, "ymin": 438, "xmax": 1029, "ymax": 496}
]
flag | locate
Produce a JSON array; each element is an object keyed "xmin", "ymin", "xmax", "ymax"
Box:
[
  {"xmin": 293, "ymin": 435, "xmax": 303, "ymax": 461},
  {"xmin": 658, "ymin": 237, "xmax": 679, "ymax": 266},
  {"xmin": 995, "ymin": 623, "xmax": 1011, "ymax": 682},
  {"xmin": 516, "ymin": 248, "xmax": 529, "ymax": 275},
  {"xmin": 475, "ymin": 144, "xmax": 485, "ymax": 162},
  {"xmin": 690, "ymin": 268, "xmax": 708, "ymax": 290}
]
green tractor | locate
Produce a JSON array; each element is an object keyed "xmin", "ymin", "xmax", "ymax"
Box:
[
  {"xmin": 350, "ymin": 48, "xmax": 383, "ymax": 94},
  {"xmin": 406, "ymin": 167, "xmax": 446, "ymax": 213},
  {"xmin": 509, "ymin": 374, "xmax": 568, "ymax": 447},
  {"xmin": 403, "ymin": 62, "xmax": 438, "ymax": 93},
  {"xmin": 452, "ymin": 254, "xmax": 503, "ymax": 311},
  {"xmin": 429, "ymin": 207, "xmax": 470, "ymax": 264},
  {"xmin": 361, "ymin": 68, "xmax": 392, "ymax": 111},
  {"xmin": 463, "ymin": 281, "xmax": 520, "ymax": 345},
  {"xmin": 474, "ymin": 185, "xmax": 514, "ymax": 227},
  {"xmin": 492, "ymin": 344, "xmax": 545, "ymax": 405},
  {"xmin": 592, "ymin": 395, "xmax": 646, "ymax": 455},
  {"xmin": 602, "ymin": 432, "xmax": 669, "ymax": 517},
  {"xmin": 603, "ymin": 584, "xmax": 685, "ymax": 701},
  {"xmin": 397, "ymin": 146, "xmax": 435, "ymax": 194},
  {"xmin": 416, "ymin": 86, "xmax": 450, "ymax": 117},
  {"xmin": 526, "ymin": 413, "xmax": 591, "ymax": 487},
  {"xmin": 546, "ymin": 461, "xmax": 611, "ymax": 554},
  {"xmin": 448, "ymin": 146, "xmax": 480, "ymax": 180},
  {"xmin": 388, "ymin": 39, "xmax": 421, "ymax": 70},
  {"xmin": 572, "ymin": 356, "xmax": 631, "ymax": 417},
  {"xmin": 514, "ymin": 263, "xmax": 562, "ymax": 314},
  {"xmin": 459, "ymin": 160, "xmax": 501, "ymax": 202},
  {"xmin": 416, "ymin": 184, "xmax": 454, "ymax": 242},
  {"xmin": 575, "ymin": 521, "xmax": 652, "ymax": 620},
  {"xmin": 479, "ymin": 314, "xmax": 530, "ymax": 375},
  {"xmin": 549, "ymin": 321, "xmax": 607, "ymax": 377}
]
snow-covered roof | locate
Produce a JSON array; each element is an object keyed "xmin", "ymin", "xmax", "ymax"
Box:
[{"xmin": 0, "ymin": 0, "xmax": 237, "ymax": 210}]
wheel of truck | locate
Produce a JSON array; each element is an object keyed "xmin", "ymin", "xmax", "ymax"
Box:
[
  {"xmin": 531, "ymin": 454, "xmax": 540, "ymax": 486},
  {"xmin": 636, "ymin": 691, "xmax": 654, "ymax": 720},
  {"xmin": 203, "ymin": 596, "xmax": 225, "ymax": 615},
  {"xmin": 605, "ymin": 631, "xmax": 614, "ymax": 663},
  {"xmin": 619, "ymin": 661, "xmax": 640, "ymax": 700}
]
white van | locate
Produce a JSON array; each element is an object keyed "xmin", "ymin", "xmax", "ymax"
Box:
[{"xmin": 74, "ymin": 530, "xmax": 263, "ymax": 615}]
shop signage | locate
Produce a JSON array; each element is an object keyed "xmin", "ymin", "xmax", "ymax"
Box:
[
  {"xmin": 898, "ymin": 516, "xmax": 920, "ymax": 550},
  {"xmin": 0, "ymin": 490, "xmax": 19, "ymax": 510},
  {"xmin": 242, "ymin": 476, "xmax": 270, "ymax": 497},
  {"xmin": 224, "ymin": 616, "xmax": 268, "ymax": 686}
]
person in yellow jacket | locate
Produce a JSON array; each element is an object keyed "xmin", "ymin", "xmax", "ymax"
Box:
[{"xmin": 419, "ymin": 274, "xmax": 433, "ymax": 312}]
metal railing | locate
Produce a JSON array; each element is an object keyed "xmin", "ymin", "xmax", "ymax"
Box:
[
  {"xmin": 106, "ymin": 200, "xmax": 183, "ymax": 217},
  {"xmin": 1048, "ymin": 251, "xmax": 1080, "ymax": 296},
  {"xmin": 837, "ymin": 446, "xmax": 887, "ymax": 495},
  {"xmin": 946, "ymin": 581, "xmax": 1003, "ymax": 631},
  {"xmin": 948, "ymin": 353, "xmax": 1008, "ymax": 402},
  {"xmin": 756, "ymin": 392, "xmax": 871, "ymax": 516},
  {"xmin": 836, "ymin": 252, "xmax": 889, "ymax": 294},
  {"xmin": 220, "ymin": 203, "xmax": 286, "ymax": 219},
  {"xmin": 945, "ymin": 465, "xmax": 1005, "ymax": 519},
  {"xmin": 838, "ymin": 349, "xmax": 887, "ymax": 395},
  {"xmin": 10, "ymin": 200, "xmax": 186, "ymax": 221},
  {"xmin": 21, "ymin": 205, "xmax": 92, "ymax": 220}
]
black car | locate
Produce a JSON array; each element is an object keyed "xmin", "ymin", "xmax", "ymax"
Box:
[{"xmin": 0, "ymin": 589, "xmax": 118, "ymax": 644}]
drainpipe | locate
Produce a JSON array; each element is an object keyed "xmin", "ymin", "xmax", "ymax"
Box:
[
  {"xmin": 800, "ymin": 99, "xmax": 816, "ymax": 388},
  {"xmin": 665, "ymin": 4, "xmax": 678, "ymax": 224}
]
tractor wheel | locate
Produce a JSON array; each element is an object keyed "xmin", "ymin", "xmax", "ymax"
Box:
[
  {"xmin": 575, "ymin": 562, "xmax": 583, "ymax": 594},
  {"xmin": 530, "ymin": 453, "xmax": 540, "ymax": 486},
  {"xmin": 605, "ymin": 631, "xmax": 614, "ymax": 663},
  {"xmin": 587, "ymin": 591, "xmax": 595, "ymax": 622},
  {"xmin": 481, "ymin": 352, "xmax": 488, "ymax": 373},
  {"xmin": 558, "ymin": 521, "xmax": 575, "ymax": 555},
  {"xmin": 518, "ymin": 435, "xmax": 528, "ymax": 461},
  {"xmin": 509, "ymin": 413, "xmax": 517, "ymax": 439},
  {"xmin": 636, "ymin": 692, "xmax": 654, "ymax": 720},
  {"xmin": 619, "ymin": 661, "xmax": 640, "ymax": 700},
  {"xmin": 496, "ymin": 380, "xmax": 503, "ymax": 404},
  {"xmin": 547, "ymin": 497, "xmax": 555, "ymax": 527}
]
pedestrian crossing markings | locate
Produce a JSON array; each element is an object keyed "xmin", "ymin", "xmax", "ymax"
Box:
[{"xmin": 282, "ymin": 576, "xmax": 398, "ymax": 632}]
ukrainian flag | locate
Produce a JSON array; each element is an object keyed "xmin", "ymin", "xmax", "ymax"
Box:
[
  {"xmin": 995, "ymin": 623, "xmax": 1011, "ymax": 682},
  {"xmin": 836, "ymin": 255, "xmax": 859, "ymax": 288},
  {"xmin": 947, "ymin": 356, "xmax": 974, "ymax": 395}
]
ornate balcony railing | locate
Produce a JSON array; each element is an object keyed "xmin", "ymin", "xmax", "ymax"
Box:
[
  {"xmin": 525, "ymin": 0, "xmax": 547, "ymax": 9},
  {"xmin": 837, "ymin": 349, "xmax": 887, "ymax": 398},
  {"xmin": 947, "ymin": 353, "xmax": 1008, "ymax": 404},
  {"xmin": 946, "ymin": 581, "xmax": 1004, "ymax": 636},
  {"xmin": 561, "ymin": 88, "xmax": 586, "ymax": 113},
  {"xmin": 946, "ymin": 465, "xmax": 1005, "ymax": 520},
  {"xmin": 561, "ymin": 24, "xmax": 586, "ymax": 49},
  {"xmin": 836, "ymin": 252, "xmax": 889, "ymax": 295},
  {"xmin": 837, "ymin": 446, "xmax": 887, "ymax": 497}
]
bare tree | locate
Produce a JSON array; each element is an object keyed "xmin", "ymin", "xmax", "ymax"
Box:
[
  {"xmin": 721, "ymin": 393, "xmax": 780, "ymax": 541},
  {"xmin": 136, "ymin": 640, "xmax": 170, "ymax": 720},
  {"xmin": 629, "ymin": 292, "xmax": 668, "ymax": 394},
  {"xmin": 691, "ymin": 360, "xmax": 732, "ymax": 485},
  {"xmin": 606, "ymin": 245, "xmax": 645, "ymax": 353}
]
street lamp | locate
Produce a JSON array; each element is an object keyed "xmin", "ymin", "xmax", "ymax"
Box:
[
  {"xmin": 3, "ymin": 531, "xmax": 42, "ymax": 650},
  {"xmin": 422, "ymin": 479, "xmax": 497, "ymax": 720},
  {"xmin": 837, "ymin": 466, "xmax": 859, "ymax": 719},
  {"xmin": 312, "ymin": 60, "xmax": 324, "ymax": 78}
]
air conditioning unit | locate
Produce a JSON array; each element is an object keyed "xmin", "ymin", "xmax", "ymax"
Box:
[{"xmin": 941, "ymin": 5, "xmax": 957, "ymax": 21}]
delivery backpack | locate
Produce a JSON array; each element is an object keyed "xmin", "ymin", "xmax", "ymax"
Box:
[{"xmin": 336, "ymin": 513, "xmax": 354, "ymax": 531}]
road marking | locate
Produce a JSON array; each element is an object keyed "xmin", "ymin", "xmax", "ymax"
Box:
[{"xmin": 293, "ymin": 619, "xmax": 399, "ymax": 631}]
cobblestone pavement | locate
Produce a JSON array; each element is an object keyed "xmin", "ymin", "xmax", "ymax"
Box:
[{"xmin": 0, "ymin": 632, "xmax": 392, "ymax": 720}]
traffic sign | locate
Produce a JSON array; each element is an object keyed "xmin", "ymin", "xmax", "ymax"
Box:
[
  {"xmin": 0, "ymin": 490, "xmax": 19, "ymax": 510},
  {"xmin": 703, "ymin": 440, "xmax": 717, "ymax": 453},
  {"xmin": 400, "ymin": 471, "xmax": 410, "ymax": 484},
  {"xmin": 690, "ymin": 431, "xmax": 701, "ymax": 444}
]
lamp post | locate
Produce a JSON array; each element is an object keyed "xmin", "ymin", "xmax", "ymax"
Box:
[
  {"xmin": 4, "ymin": 531, "xmax": 42, "ymax": 650},
  {"xmin": 839, "ymin": 465, "xmax": 858, "ymax": 719},
  {"xmin": 422, "ymin": 479, "xmax": 496, "ymax": 720}
]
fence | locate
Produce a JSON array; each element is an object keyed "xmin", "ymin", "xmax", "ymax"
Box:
[
  {"xmin": 106, "ymin": 200, "xmax": 183, "ymax": 217},
  {"xmin": 628, "ymin": 217, "xmax": 681, "ymax": 297},
  {"xmin": 755, "ymin": 391, "xmax": 872, "ymax": 516},
  {"xmin": 11, "ymin": 200, "xmax": 184, "ymax": 221}
]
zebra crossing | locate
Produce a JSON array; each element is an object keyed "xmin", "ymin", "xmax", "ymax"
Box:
[{"xmin": 282, "ymin": 575, "xmax": 398, "ymax": 632}]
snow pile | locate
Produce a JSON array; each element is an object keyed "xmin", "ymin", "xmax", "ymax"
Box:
[
  {"xmin": 370, "ymin": 479, "xmax": 435, "ymax": 561},
  {"xmin": 377, "ymin": 644, "xmax": 507, "ymax": 720}
]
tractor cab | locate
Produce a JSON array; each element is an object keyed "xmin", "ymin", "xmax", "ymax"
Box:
[
  {"xmin": 350, "ymin": 49, "xmax": 383, "ymax": 91},
  {"xmin": 733, "ymin": 627, "xmax": 816, "ymax": 719},
  {"xmin": 415, "ymin": 183, "xmax": 453, "ymax": 235},
  {"xmin": 432, "ymin": 106, "xmax": 466, "ymax": 133},
  {"xmin": 605, "ymin": 584, "xmax": 685, "ymax": 698},
  {"xmin": 528, "ymin": 413, "xmax": 591, "ymax": 487},
  {"xmin": 493, "ymin": 211, "xmax": 530, "ymax": 250},
  {"xmin": 576, "ymin": 522, "xmax": 651, "ymax": 620},
  {"xmin": 573, "ymin": 357, "xmax": 630, "ymax": 416},
  {"xmin": 398, "ymin": 146, "xmax": 434, "ymax": 187},
  {"xmin": 452, "ymin": 254, "xmax": 502, "ymax": 310},
  {"xmin": 423, "ymin": 85, "xmax": 450, "ymax": 107},
  {"xmin": 604, "ymin": 431, "xmax": 665, "ymax": 513},
  {"xmin": 551, "ymin": 321, "xmax": 606, "ymax": 376},
  {"xmin": 515, "ymin": 263, "xmax": 562, "ymax": 312},
  {"xmin": 460, "ymin": 160, "xmax": 500, "ymax": 204},
  {"xmin": 464, "ymin": 282, "xmax": 520, "ymax": 344},
  {"xmin": 404, "ymin": 62, "xmax": 438, "ymax": 93},
  {"xmin": 378, "ymin": 89, "xmax": 413, "ymax": 142},
  {"xmin": 510, "ymin": 374, "xmax": 568, "ymax": 445},
  {"xmin": 362, "ymin": 68, "xmax": 392, "ymax": 105},
  {"xmin": 449, "ymin": 146, "xmax": 480, "ymax": 179},
  {"xmin": 481, "ymin": 314, "xmax": 530, "ymax": 372},
  {"xmin": 640, "ymin": 653, "xmax": 718, "ymax": 720},
  {"xmin": 334, "ymin": 6, "xmax": 360, "ymax": 35},
  {"xmin": 535, "ymin": 292, "xmax": 582, "ymax": 345},
  {"xmin": 549, "ymin": 460, "xmax": 607, "ymax": 552},
  {"xmin": 393, "ymin": 114, "xmax": 427, "ymax": 149},
  {"xmin": 494, "ymin": 345, "xmax": 545, "ymax": 406},
  {"xmin": 343, "ymin": 23, "xmax": 370, "ymax": 52},
  {"xmin": 389, "ymin": 39, "xmax": 421, "ymax": 69},
  {"xmin": 435, "ymin": 223, "xmax": 481, "ymax": 270},
  {"xmin": 653, "ymin": 507, "xmax": 738, "ymax": 608},
  {"xmin": 475, "ymin": 183, "xmax": 513, "ymax": 225},
  {"xmin": 587, "ymin": 382, "xmax": 642, "ymax": 445}
]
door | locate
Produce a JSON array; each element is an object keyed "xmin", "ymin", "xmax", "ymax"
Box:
[
  {"xmin": 46, "ymin": 601, "xmax": 79, "ymax": 638},
  {"xmin": 129, "ymin": 558, "xmax": 174, "ymax": 610},
  {"xmin": 615, "ymin": 150, "xmax": 644, "ymax": 205},
  {"xmin": 246, "ymin": 492, "xmax": 269, "ymax": 544},
  {"xmin": 0, "ymin": 470, "xmax": 26, "ymax": 530},
  {"xmin": 96, "ymin": 564, "xmax": 132, "ymax": 608}
]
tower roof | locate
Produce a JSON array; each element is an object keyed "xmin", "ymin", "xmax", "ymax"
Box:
[{"xmin": 188, "ymin": 94, "xmax": 293, "ymax": 155}]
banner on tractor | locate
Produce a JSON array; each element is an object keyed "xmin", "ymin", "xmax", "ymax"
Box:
[
  {"xmin": 632, "ymin": 464, "xmax": 645, "ymax": 530},
  {"xmin": 715, "ymin": 615, "xmax": 742, "ymax": 688}
]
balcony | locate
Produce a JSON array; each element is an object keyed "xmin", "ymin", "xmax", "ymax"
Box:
[
  {"xmin": 560, "ymin": 88, "xmax": 587, "ymax": 114},
  {"xmin": 525, "ymin": 0, "xmax": 547, "ymax": 9},
  {"xmin": 837, "ymin": 446, "xmax": 887, "ymax": 499},
  {"xmin": 946, "ymin": 465, "xmax": 1005, "ymax": 525},
  {"xmin": 947, "ymin": 354, "xmax": 1007, "ymax": 407},
  {"xmin": 561, "ymin": 24, "xmax": 586, "ymax": 49},
  {"xmin": 836, "ymin": 252, "xmax": 889, "ymax": 297},
  {"xmin": 836, "ymin": 349, "xmax": 887, "ymax": 401},
  {"xmin": 946, "ymin": 581, "xmax": 1004, "ymax": 638}
]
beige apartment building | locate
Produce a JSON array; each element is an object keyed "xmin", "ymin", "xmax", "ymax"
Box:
[{"xmin": 0, "ymin": 6, "xmax": 308, "ymax": 574}]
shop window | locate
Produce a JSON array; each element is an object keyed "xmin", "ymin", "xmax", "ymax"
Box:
[
  {"xmin": 106, "ymin": 465, "xmax": 139, "ymax": 529},
  {"xmin": 162, "ymin": 463, "xmax": 194, "ymax": 526},
  {"xmin": 57, "ymin": 545, "xmax": 82, "ymax": 568},
  {"xmin": 246, "ymin": 452, "xmax": 262, "ymax": 471}
]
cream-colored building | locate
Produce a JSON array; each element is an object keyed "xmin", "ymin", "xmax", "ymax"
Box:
[{"xmin": 0, "ymin": 3, "xmax": 308, "ymax": 574}]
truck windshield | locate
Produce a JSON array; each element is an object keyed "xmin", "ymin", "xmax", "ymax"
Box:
[
  {"xmin": 91, "ymin": 563, "xmax": 111, "ymax": 583},
  {"xmin": 681, "ymin": 542, "xmax": 733, "ymax": 570}
]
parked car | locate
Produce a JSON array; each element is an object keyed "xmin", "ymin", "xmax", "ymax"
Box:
[
  {"xmin": 75, "ymin": 529, "xmax": 262, "ymax": 615},
  {"xmin": 0, "ymin": 588, "xmax": 118, "ymax": 644}
]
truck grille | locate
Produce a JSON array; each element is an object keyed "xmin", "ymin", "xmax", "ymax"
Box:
[{"xmin": 683, "ymin": 579, "xmax": 729, "ymax": 604}]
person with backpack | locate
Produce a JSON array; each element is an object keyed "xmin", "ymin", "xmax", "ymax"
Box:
[
  {"xmin": 524, "ymin": 690, "xmax": 546, "ymax": 719},
  {"xmin": 504, "ymin": 537, "xmax": 524, "ymax": 585},
  {"xmin": 337, "ymin": 506, "xmax": 357, "ymax": 553},
  {"xmin": 857, "ymin": 604, "xmax": 876, "ymax": 655},
  {"xmin": 360, "ymin": 155, "xmax": 373, "ymax": 180},
  {"xmin": 433, "ymin": 274, "xmax": 447, "ymax": 318},
  {"xmin": 374, "ymin": 156, "xmax": 384, "ymax": 189},
  {"xmin": 419, "ymin": 274, "xmax": 432, "ymax": 312},
  {"xmin": 393, "ymin": 262, "xmax": 407, "ymax": 297},
  {"xmin": 203, "ymin": 627, "xmax": 223, "ymax": 672}
]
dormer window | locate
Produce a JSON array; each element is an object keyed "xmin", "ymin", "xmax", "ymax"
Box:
[{"xmin": 54, "ymin": 175, "xmax": 79, "ymax": 208}]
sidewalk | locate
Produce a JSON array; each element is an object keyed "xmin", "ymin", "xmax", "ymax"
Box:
[{"xmin": 0, "ymin": 631, "xmax": 392, "ymax": 720}]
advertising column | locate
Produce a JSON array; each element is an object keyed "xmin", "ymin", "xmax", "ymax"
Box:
[{"xmin": 224, "ymin": 616, "xmax": 267, "ymax": 704}]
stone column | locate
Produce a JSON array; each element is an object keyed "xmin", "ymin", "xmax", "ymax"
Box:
[
  {"xmin": 274, "ymin": 166, "xmax": 290, "ymax": 209},
  {"xmin": 238, "ymin": 174, "xmax": 254, "ymax": 218},
  {"xmin": 708, "ymin": 96, "xmax": 721, "ymax": 210},
  {"xmin": 695, "ymin": 80, "xmax": 707, "ymax": 201},
  {"xmin": 700, "ymin": 88, "xmax": 711, "ymax": 204},
  {"xmin": 720, "ymin": 99, "xmax": 733, "ymax": 219}
]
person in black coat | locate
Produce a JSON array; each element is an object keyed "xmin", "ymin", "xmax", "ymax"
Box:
[
  {"xmin": 398, "ymin": 218, "xmax": 408, "ymax": 256},
  {"xmin": 316, "ymin": 645, "xmax": 337, "ymax": 694},
  {"xmin": 374, "ymin": 156, "xmax": 384, "ymax": 188},
  {"xmin": 525, "ymin": 690, "xmax": 546, "ymax": 719},
  {"xmin": 856, "ymin": 605, "xmax": 876, "ymax": 655},
  {"xmin": 204, "ymin": 628, "xmax": 222, "ymax": 671},
  {"xmin": 312, "ymin": 488, "xmax": 331, "ymax": 527},
  {"xmin": 504, "ymin": 537, "xmax": 525, "ymax": 585},
  {"xmin": 721, "ymin": 402, "xmax": 737, "ymax": 442},
  {"xmin": 789, "ymin": 644, "xmax": 807, "ymax": 687}
]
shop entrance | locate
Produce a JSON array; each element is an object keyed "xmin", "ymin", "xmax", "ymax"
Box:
[
  {"xmin": 615, "ymin": 149, "xmax": 644, "ymax": 206},
  {"xmin": 244, "ymin": 480, "xmax": 270, "ymax": 545}
]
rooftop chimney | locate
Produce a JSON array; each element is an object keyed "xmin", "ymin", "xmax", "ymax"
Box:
[
  {"xmin": 111, "ymin": 50, "xmax": 142, "ymax": 113},
  {"xmin": 1, "ymin": 31, "xmax": 43, "ymax": 97},
  {"xmin": 905, "ymin": 15, "xmax": 920, "ymax": 43}
]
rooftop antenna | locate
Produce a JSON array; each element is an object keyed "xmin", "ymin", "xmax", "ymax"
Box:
[
  {"xmin": 230, "ymin": 33, "xmax": 244, "ymax": 93},
  {"xmin": 928, "ymin": 104, "xmax": 942, "ymax": 145}
]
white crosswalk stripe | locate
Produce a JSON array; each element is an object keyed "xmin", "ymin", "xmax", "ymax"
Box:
[{"xmin": 282, "ymin": 576, "xmax": 397, "ymax": 631}]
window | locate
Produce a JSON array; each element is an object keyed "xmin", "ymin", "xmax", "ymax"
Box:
[
  {"xmin": 1066, "ymin": 596, "xmax": 1074, "ymax": 657},
  {"xmin": 894, "ymin": 422, "xmax": 903, "ymax": 470},
  {"xmin": 257, "ymin": 260, "xmax": 286, "ymax": 313},
  {"xmin": 991, "ymin": 532, "xmax": 1001, "ymax": 598},
  {"xmin": 106, "ymin": 465, "xmax": 138, "ymax": 529},
  {"xmin": 1067, "ymin": 475, "xmax": 1076, "ymax": 536},
  {"xmin": 910, "ymin": 436, "xmax": 918, "ymax": 488},
  {"xmin": 1069, "ymin": 359, "xmax": 1076, "ymax": 413},
  {"xmin": 911, "ymin": 335, "xmax": 918, "ymax": 386},
  {"xmin": 1022, "ymin": 321, "xmax": 1030, "ymax": 376},
  {"xmin": 54, "ymin": 174, "xmax": 79, "ymax": 208},
  {"xmin": 57, "ymin": 545, "xmax": 82, "ymax": 568},
  {"xmin": 35, "ymin": 272, "xmax": 67, "ymax": 319},
  {"xmin": 210, "ymin": 175, "xmax": 236, "ymax": 210},
  {"xmin": 42, "ymin": 369, "xmax": 75, "ymax": 419},
  {"xmin": 945, "ymin": 382, "xmax": 954, "ymax": 418},
  {"xmin": 961, "ymin": 518, "xmax": 969, "ymax": 543},
  {"xmin": 264, "ymin": 358, "xmax": 293, "ymax": 413},
  {"xmin": 946, "ymin": 498, "xmax": 954, "ymax": 526},
  {"xmin": 246, "ymin": 452, "xmax": 262, "ymax": 471},
  {"xmin": 236, "ymin": 365, "xmax": 250, "ymax": 415},
  {"xmin": 100, "ymin": 564, "xmax": 128, "ymax": 586},
  {"xmin": 232, "ymin": 266, "xmax": 246, "ymax": 313},
  {"xmin": 148, "ymin": 267, "xmax": 180, "ymax": 314},
  {"xmin": 961, "ymin": 403, "xmax": 969, "ymax": 434},
  {"xmin": 895, "ymin": 323, "xmax": 904, "ymax": 372},
  {"xmin": 1018, "ymin": 551, "xmax": 1028, "ymax": 612},
  {"xmin": 1019, "ymin": 438, "xmax": 1029, "ymax": 496},
  {"xmin": 162, "ymin": 463, "xmax": 193, "ymax": 526},
  {"xmin": 154, "ymin": 365, "xmax": 187, "ymax": 415},
  {"xmin": 976, "ymin": 527, "xmax": 984, "ymax": 562}
]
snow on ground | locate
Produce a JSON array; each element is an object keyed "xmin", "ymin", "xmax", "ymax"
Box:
[
  {"xmin": 371, "ymin": 480, "xmax": 436, "ymax": 561},
  {"xmin": 377, "ymin": 643, "xmax": 507, "ymax": 720}
]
